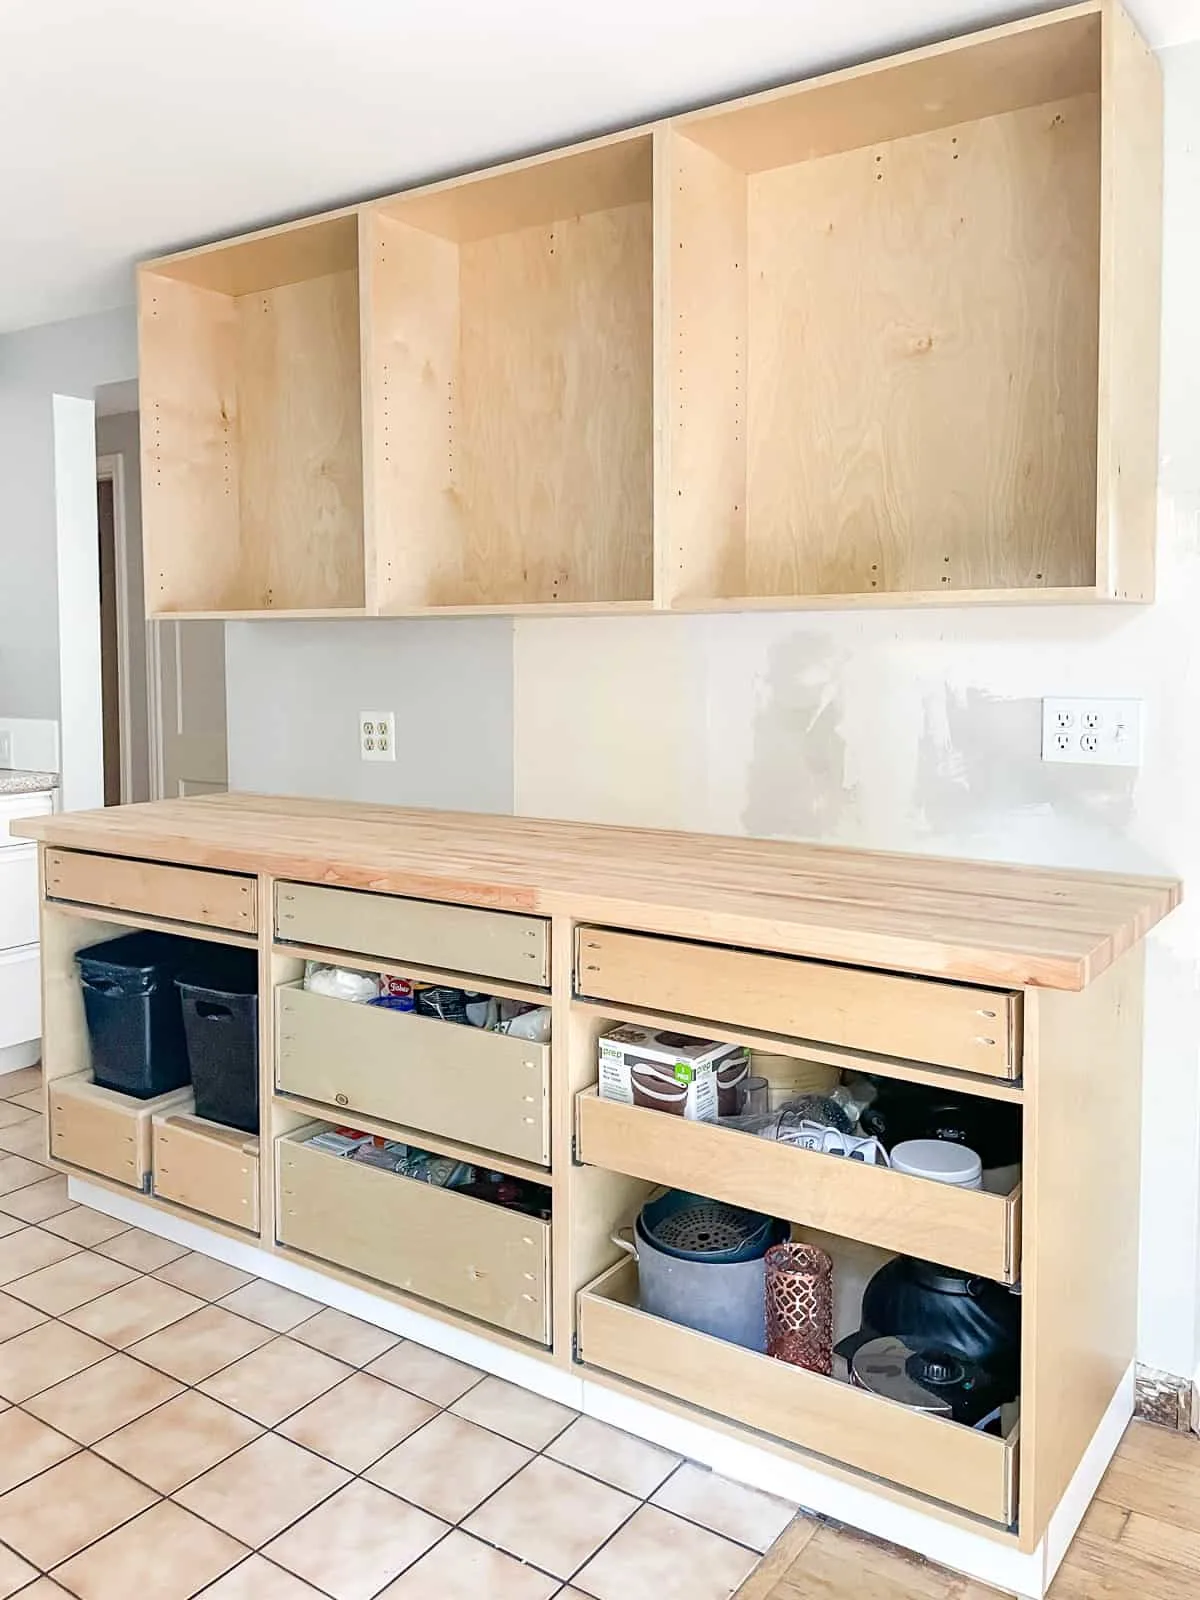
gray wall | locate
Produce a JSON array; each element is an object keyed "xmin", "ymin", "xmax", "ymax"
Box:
[
  {"xmin": 225, "ymin": 620, "xmax": 515, "ymax": 812},
  {"xmin": 0, "ymin": 308, "xmax": 137, "ymax": 717}
]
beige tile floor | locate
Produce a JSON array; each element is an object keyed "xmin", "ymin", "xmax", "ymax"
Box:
[{"xmin": 0, "ymin": 1068, "xmax": 795, "ymax": 1600}]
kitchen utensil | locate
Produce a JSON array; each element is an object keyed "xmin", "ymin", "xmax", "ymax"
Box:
[{"xmin": 639, "ymin": 1189, "xmax": 774, "ymax": 1263}]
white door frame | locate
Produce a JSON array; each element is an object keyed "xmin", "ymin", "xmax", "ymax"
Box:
[
  {"xmin": 146, "ymin": 621, "xmax": 166, "ymax": 801},
  {"xmin": 95, "ymin": 451, "xmax": 137, "ymax": 805}
]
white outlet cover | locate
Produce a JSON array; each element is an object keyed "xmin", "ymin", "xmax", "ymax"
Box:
[
  {"xmin": 359, "ymin": 710, "xmax": 396, "ymax": 763},
  {"xmin": 1041, "ymin": 697, "xmax": 1142, "ymax": 767}
]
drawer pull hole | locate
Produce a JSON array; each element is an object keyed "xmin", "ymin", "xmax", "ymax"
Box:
[
  {"xmin": 335, "ymin": 1093, "xmax": 349, "ymax": 1106},
  {"xmin": 978, "ymin": 1008, "xmax": 998, "ymax": 1019},
  {"xmin": 975, "ymin": 1036, "xmax": 996, "ymax": 1047}
]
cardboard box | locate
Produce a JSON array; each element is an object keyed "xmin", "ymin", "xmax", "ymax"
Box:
[{"xmin": 598, "ymin": 1024, "xmax": 746, "ymax": 1121}]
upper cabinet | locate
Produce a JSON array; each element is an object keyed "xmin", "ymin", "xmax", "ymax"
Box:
[{"xmin": 138, "ymin": 0, "xmax": 1162, "ymax": 620}]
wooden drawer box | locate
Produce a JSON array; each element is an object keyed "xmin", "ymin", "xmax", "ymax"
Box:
[
  {"xmin": 276, "ymin": 983, "xmax": 550, "ymax": 1165},
  {"xmin": 578, "ymin": 1258, "xmax": 1018, "ymax": 1525},
  {"xmin": 48, "ymin": 1073, "xmax": 192, "ymax": 1190},
  {"xmin": 276, "ymin": 882, "xmax": 549, "ymax": 988},
  {"xmin": 276, "ymin": 1130, "xmax": 551, "ymax": 1343},
  {"xmin": 45, "ymin": 849, "xmax": 257, "ymax": 935},
  {"xmin": 577, "ymin": 927, "xmax": 1020, "ymax": 1078},
  {"xmin": 153, "ymin": 1113, "xmax": 260, "ymax": 1232},
  {"xmin": 575, "ymin": 1090, "xmax": 1020, "ymax": 1282}
]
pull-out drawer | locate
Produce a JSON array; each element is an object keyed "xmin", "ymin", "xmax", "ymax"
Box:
[
  {"xmin": 48, "ymin": 1073, "xmax": 192, "ymax": 1190},
  {"xmin": 276, "ymin": 983, "xmax": 550, "ymax": 1165},
  {"xmin": 577, "ymin": 928, "xmax": 1020, "ymax": 1079},
  {"xmin": 578, "ymin": 1258, "xmax": 1018, "ymax": 1525},
  {"xmin": 45, "ymin": 849, "xmax": 257, "ymax": 935},
  {"xmin": 276, "ymin": 1130, "xmax": 550, "ymax": 1343},
  {"xmin": 153, "ymin": 1113, "xmax": 260, "ymax": 1233},
  {"xmin": 575, "ymin": 1090, "xmax": 1020, "ymax": 1282},
  {"xmin": 276, "ymin": 882, "xmax": 549, "ymax": 988}
]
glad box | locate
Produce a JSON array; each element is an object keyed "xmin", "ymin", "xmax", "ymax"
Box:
[{"xmin": 597, "ymin": 1024, "xmax": 746, "ymax": 1121}]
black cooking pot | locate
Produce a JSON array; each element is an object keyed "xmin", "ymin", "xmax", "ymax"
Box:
[
  {"xmin": 840, "ymin": 1255, "xmax": 1021, "ymax": 1396},
  {"xmin": 860, "ymin": 1084, "xmax": 1021, "ymax": 1172}
]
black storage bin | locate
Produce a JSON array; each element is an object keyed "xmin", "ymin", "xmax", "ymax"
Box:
[
  {"xmin": 75, "ymin": 932, "xmax": 197, "ymax": 1098},
  {"xmin": 177, "ymin": 953, "xmax": 260, "ymax": 1134}
]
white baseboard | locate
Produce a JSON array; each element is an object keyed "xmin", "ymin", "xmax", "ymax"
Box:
[
  {"xmin": 0, "ymin": 1040, "xmax": 41, "ymax": 1075},
  {"xmin": 69, "ymin": 1179, "xmax": 1129, "ymax": 1600}
]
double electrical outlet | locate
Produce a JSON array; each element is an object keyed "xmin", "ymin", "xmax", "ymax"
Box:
[
  {"xmin": 359, "ymin": 711, "xmax": 396, "ymax": 762},
  {"xmin": 1041, "ymin": 698, "xmax": 1142, "ymax": 767}
]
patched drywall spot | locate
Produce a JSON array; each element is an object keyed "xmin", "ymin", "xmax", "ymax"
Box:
[
  {"xmin": 744, "ymin": 633, "xmax": 859, "ymax": 840},
  {"xmin": 917, "ymin": 686, "xmax": 1136, "ymax": 837}
]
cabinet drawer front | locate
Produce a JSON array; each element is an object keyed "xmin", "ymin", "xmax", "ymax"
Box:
[
  {"xmin": 0, "ymin": 946, "xmax": 40, "ymax": 1052},
  {"xmin": 153, "ymin": 1114, "xmax": 260, "ymax": 1232},
  {"xmin": 0, "ymin": 792, "xmax": 52, "ymax": 848},
  {"xmin": 579, "ymin": 1259, "xmax": 1017, "ymax": 1525},
  {"xmin": 0, "ymin": 846, "xmax": 40, "ymax": 950},
  {"xmin": 45, "ymin": 849, "xmax": 257, "ymax": 935},
  {"xmin": 276, "ymin": 985, "xmax": 550, "ymax": 1165},
  {"xmin": 576, "ymin": 1090, "xmax": 1019, "ymax": 1282},
  {"xmin": 276, "ymin": 882, "xmax": 549, "ymax": 988},
  {"xmin": 577, "ymin": 928, "xmax": 1019, "ymax": 1078},
  {"xmin": 48, "ymin": 1074, "xmax": 191, "ymax": 1190},
  {"xmin": 277, "ymin": 1134, "xmax": 550, "ymax": 1343}
]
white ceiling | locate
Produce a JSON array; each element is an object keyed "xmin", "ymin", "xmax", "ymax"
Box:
[{"xmin": 1, "ymin": 0, "xmax": 1195, "ymax": 334}]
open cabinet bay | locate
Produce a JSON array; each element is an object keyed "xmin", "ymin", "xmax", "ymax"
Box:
[{"xmin": 139, "ymin": 0, "xmax": 1162, "ymax": 619}]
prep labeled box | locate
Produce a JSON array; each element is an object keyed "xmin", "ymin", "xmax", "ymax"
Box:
[{"xmin": 597, "ymin": 1023, "xmax": 746, "ymax": 1121}]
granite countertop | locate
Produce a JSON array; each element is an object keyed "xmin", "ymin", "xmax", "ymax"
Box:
[{"xmin": 0, "ymin": 769, "xmax": 60, "ymax": 797}]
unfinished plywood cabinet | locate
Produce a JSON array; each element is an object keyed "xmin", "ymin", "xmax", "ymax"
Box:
[
  {"xmin": 365, "ymin": 136, "xmax": 655, "ymax": 612},
  {"xmin": 138, "ymin": 0, "xmax": 1162, "ymax": 619},
  {"xmin": 140, "ymin": 215, "xmax": 366, "ymax": 616},
  {"xmin": 664, "ymin": 1, "xmax": 1160, "ymax": 606},
  {"xmin": 15, "ymin": 795, "xmax": 1179, "ymax": 1599}
]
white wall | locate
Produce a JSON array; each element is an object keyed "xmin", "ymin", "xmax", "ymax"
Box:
[
  {"xmin": 225, "ymin": 620, "xmax": 514, "ymax": 813},
  {"xmin": 511, "ymin": 39, "xmax": 1200, "ymax": 1382},
  {"xmin": 0, "ymin": 308, "xmax": 136, "ymax": 719}
]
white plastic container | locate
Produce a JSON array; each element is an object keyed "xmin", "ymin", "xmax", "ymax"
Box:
[{"xmin": 891, "ymin": 1138, "xmax": 983, "ymax": 1190}]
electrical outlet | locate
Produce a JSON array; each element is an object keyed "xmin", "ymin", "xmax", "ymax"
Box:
[
  {"xmin": 1041, "ymin": 698, "xmax": 1142, "ymax": 767},
  {"xmin": 0, "ymin": 732, "xmax": 10, "ymax": 768},
  {"xmin": 359, "ymin": 711, "xmax": 396, "ymax": 763}
]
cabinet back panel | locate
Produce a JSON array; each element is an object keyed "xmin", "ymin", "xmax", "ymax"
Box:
[
  {"xmin": 237, "ymin": 269, "xmax": 365, "ymax": 611},
  {"xmin": 745, "ymin": 93, "xmax": 1100, "ymax": 598}
]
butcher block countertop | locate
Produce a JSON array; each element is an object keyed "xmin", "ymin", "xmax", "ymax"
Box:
[{"xmin": 16, "ymin": 793, "xmax": 1180, "ymax": 991}]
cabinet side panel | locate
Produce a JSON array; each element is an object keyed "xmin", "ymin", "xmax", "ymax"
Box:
[
  {"xmin": 139, "ymin": 272, "xmax": 241, "ymax": 614},
  {"xmin": 664, "ymin": 132, "xmax": 749, "ymax": 604},
  {"xmin": 237, "ymin": 269, "xmax": 365, "ymax": 611},
  {"xmin": 1020, "ymin": 945, "xmax": 1144, "ymax": 1550},
  {"xmin": 746, "ymin": 95, "xmax": 1100, "ymax": 598},
  {"xmin": 1095, "ymin": 0, "xmax": 1163, "ymax": 601},
  {"xmin": 367, "ymin": 214, "xmax": 463, "ymax": 609}
]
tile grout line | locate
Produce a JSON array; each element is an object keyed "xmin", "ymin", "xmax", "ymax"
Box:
[{"xmin": 4, "ymin": 1152, "xmax": 778, "ymax": 1599}]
